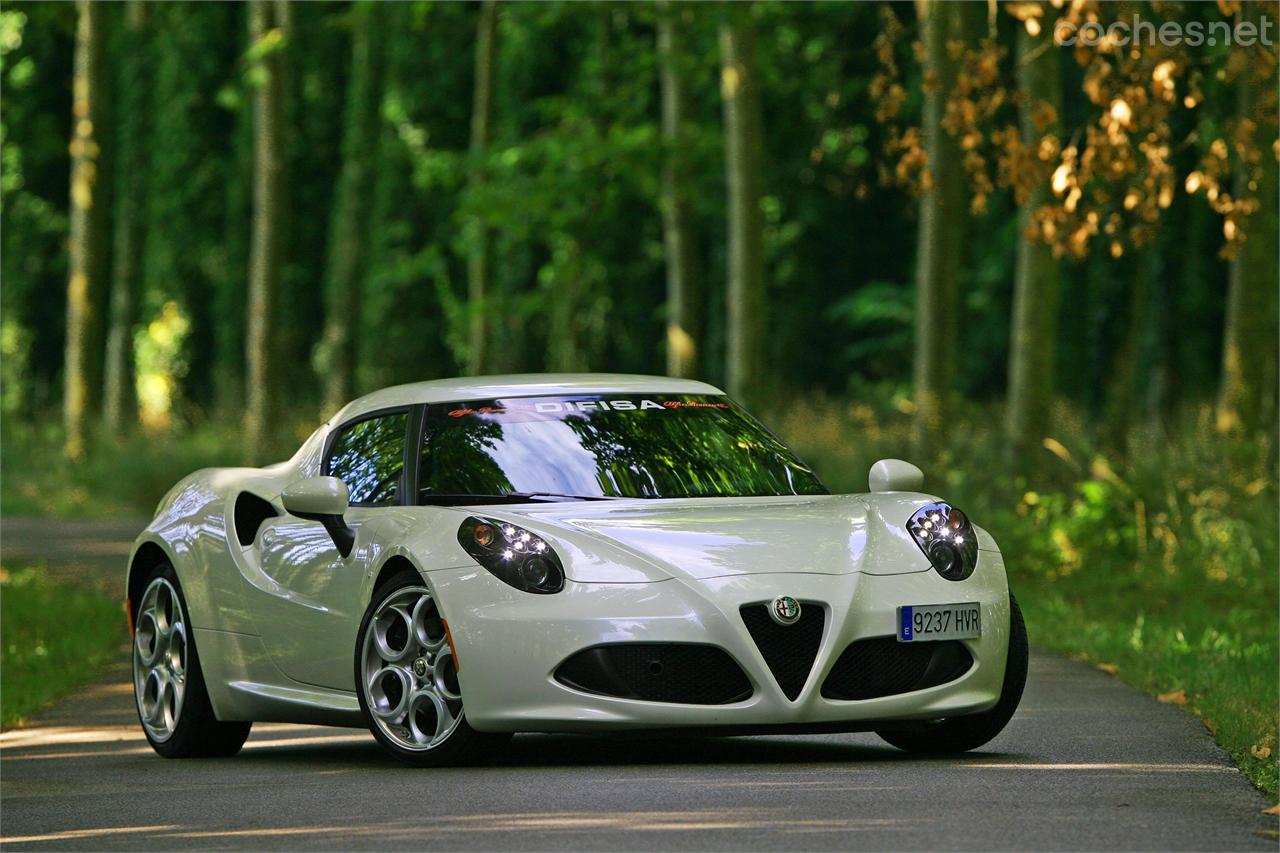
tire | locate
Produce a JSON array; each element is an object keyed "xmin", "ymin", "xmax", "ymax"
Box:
[
  {"xmin": 132, "ymin": 563, "xmax": 252, "ymax": 758},
  {"xmin": 876, "ymin": 592, "xmax": 1029, "ymax": 753},
  {"xmin": 354, "ymin": 568, "xmax": 511, "ymax": 767}
]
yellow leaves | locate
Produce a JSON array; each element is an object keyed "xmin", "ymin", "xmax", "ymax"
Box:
[
  {"xmin": 1264, "ymin": 804, "xmax": 1280, "ymax": 816},
  {"xmin": 1097, "ymin": 663, "xmax": 1120, "ymax": 675},
  {"xmin": 1051, "ymin": 526, "xmax": 1080, "ymax": 570},
  {"xmin": 1251, "ymin": 744, "xmax": 1273, "ymax": 760},
  {"xmin": 1025, "ymin": 17, "xmax": 1042, "ymax": 37},
  {"xmin": 1051, "ymin": 162, "xmax": 1072, "ymax": 195},
  {"xmin": 1151, "ymin": 60, "xmax": 1178, "ymax": 102},
  {"xmin": 1158, "ymin": 689, "xmax": 1188, "ymax": 705}
]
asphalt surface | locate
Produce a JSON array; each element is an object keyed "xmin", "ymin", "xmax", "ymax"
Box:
[{"xmin": 1, "ymin": 517, "xmax": 1275, "ymax": 851}]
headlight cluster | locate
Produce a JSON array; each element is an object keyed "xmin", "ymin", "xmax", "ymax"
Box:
[
  {"xmin": 457, "ymin": 516, "xmax": 565, "ymax": 594},
  {"xmin": 907, "ymin": 502, "xmax": 978, "ymax": 581}
]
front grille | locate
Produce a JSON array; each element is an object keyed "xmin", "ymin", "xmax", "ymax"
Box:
[
  {"xmin": 740, "ymin": 603, "xmax": 825, "ymax": 701},
  {"xmin": 554, "ymin": 643, "xmax": 753, "ymax": 705},
  {"xmin": 820, "ymin": 637, "xmax": 973, "ymax": 701}
]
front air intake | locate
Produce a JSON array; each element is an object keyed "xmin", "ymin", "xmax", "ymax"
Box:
[
  {"xmin": 821, "ymin": 637, "xmax": 973, "ymax": 700},
  {"xmin": 739, "ymin": 602, "xmax": 825, "ymax": 701},
  {"xmin": 554, "ymin": 643, "xmax": 753, "ymax": 705}
]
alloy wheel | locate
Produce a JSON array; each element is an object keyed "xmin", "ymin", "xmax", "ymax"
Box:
[
  {"xmin": 360, "ymin": 585, "xmax": 463, "ymax": 751},
  {"xmin": 133, "ymin": 577, "xmax": 188, "ymax": 742}
]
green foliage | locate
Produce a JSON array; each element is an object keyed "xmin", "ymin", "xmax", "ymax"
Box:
[
  {"xmin": 0, "ymin": 415, "xmax": 303, "ymax": 519},
  {"xmin": 774, "ymin": 394, "xmax": 1278, "ymax": 798},
  {"xmin": 0, "ymin": 565, "xmax": 125, "ymax": 726}
]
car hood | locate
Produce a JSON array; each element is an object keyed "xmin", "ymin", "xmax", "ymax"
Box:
[{"xmin": 486, "ymin": 493, "xmax": 949, "ymax": 584}]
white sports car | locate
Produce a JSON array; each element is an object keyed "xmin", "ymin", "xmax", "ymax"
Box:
[{"xmin": 127, "ymin": 374, "xmax": 1027, "ymax": 766}]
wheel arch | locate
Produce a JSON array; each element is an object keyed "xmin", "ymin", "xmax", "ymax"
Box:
[
  {"xmin": 127, "ymin": 539, "xmax": 176, "ymax": 620},
  {"xmin": 371, "ymin": 553, "xmax": 426, "ymax": 596}
]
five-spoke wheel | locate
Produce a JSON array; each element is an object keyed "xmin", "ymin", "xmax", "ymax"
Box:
[
  {"xmin": 130, "ymin": 564, "xmax": 251, "ymax": 758},
  {"xmin": 355, "ymin": 569, "xmax": 509, "ymax": 765},
  {"xmin": 133, "ymin": 576, "xmax": 188, "ymax": 742},
  {"xmin": 360, "ymin": 585, "xmax": 463, "ymax": 751}
]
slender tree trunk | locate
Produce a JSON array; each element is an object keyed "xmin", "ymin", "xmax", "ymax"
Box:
[
  {"xmin": 912, "ymin": 0, "xmax": 974, "ymax": 456},
  {"xmin": 320, "ymin": 2, "xmax": 383, "ymax": 417},
  {"xmin": 720, "ymin": 7, "xmax": 766, "ymax": 407},
  {"xmin": 63, "ymin": 0, "xmax": 107, "ymax": 460},
  {"xmin": 104, "ymin": 0, "xmax": 149, "ymax": 436},
  {"xmin": 658, "ymin": 1, "xmax": 703, "ymax": 379},
  {"xmin": 1006, "ymin": 20, "xmax": 1062, "ymax": 466},
  {"xmin": 1217, "ymin": 1, "xmax": 1279, "ymax": 436},
  {"xmin": 244, "ymin": 0, "xmax": 287, "ymax": 461},
  {"xmin": 466, "ymin": 0, "xmax": 497, "ymax": 376}
]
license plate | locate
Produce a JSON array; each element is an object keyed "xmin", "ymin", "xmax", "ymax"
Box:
[{"xmin": 897, "ymin": 602, "xmax": 981, "ymax": 642}]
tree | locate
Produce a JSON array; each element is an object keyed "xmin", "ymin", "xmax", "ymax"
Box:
[
  {"xmin": 63, "ymin": 0, "xmax": 107, "ymax": 460},
  {"xmin": 318, "ymin": 2, "xmax": 383, "ymax": 417},
  {"xmin": 912, "ymin": 0, "xmax": 976, "ymax": 455},
  {"xmin": 245, "ymin": 0, "xmax": 287, "ymax": 459},
  {"xmin": 657, "ymin": 1, "xmax": 703, "ymax": 380},
  {"xmin": 103, "ymin": 0, "xmax": 149, "ymax": 436},
  {"xmin": 720, "ymin": 5, "xmax": 765, "ymax": 407},
  {"xmin": 466, "ymin": 0, "xmax": 497, "ymax": 376},
  {"xmin": 1006, "ymin": 15, "xmax": 1063, "ymax": 465},
  {"xmin": 1216, "ymin": 1, "xmax": 1279, "ymax": 437}
]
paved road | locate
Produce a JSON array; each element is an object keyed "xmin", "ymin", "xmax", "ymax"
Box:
[{"xmin": 1, "ymin": 518, "xmax": 1275, "ymax": 850}]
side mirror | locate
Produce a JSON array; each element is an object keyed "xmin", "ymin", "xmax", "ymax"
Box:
[
  {"xmin": 282, "ymin": 476, "xmax": 355, "ymax": 558},
  {"xmin": 868, "ymin": 459, "xmax": 924, "ymax": 493}
]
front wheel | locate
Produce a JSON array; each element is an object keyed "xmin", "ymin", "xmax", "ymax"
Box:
[
  {"xmin": 876, "ymin": 592, "xmax": 1029, "ymax": 753},
  {"xmin": 355, "ymin": 569, "xmax": 510, "ymax": 766},
  {"xmin": 132, "ymin": 565, "xmax": 252, "ymax": 757}
]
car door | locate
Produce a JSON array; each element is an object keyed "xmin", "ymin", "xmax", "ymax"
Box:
[{"xmin": 250, "ymin": 408, "xmax": 415, "ymax": 690}]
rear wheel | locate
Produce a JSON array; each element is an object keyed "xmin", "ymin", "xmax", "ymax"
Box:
[
  {"xmin": 876, "ymin": 592, "xmax": 1028, "ymax": 753},
  {"xmin": 132, "ymin": 564, "xmax": 252, "ymax": 757},
  {"xmin": 355, "ymin": 568, "xmax": 510, "ymax": 766}
]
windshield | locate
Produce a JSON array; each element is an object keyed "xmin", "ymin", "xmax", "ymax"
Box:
[{"xmin": 418, "ymin": 394, "xmax": 827, "ymax": 503}]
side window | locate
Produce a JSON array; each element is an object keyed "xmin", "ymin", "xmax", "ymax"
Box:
[{"xmin": 326, "ymin": 412, "xmax": 409, "ymax": 506}]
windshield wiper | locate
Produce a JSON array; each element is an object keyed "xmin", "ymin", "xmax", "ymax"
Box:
[{"xmin": 420, "ymin": 492, "xmax": 621, "ymax": 505}]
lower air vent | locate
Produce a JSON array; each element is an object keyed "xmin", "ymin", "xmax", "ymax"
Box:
[
  {"xmin": 740, "ymin": 603, "xmax": 825, "ymax": 701},
  {"xmin": 821, "ymin": 637, "xmax": 973, "ymax": 701},
  {"xmin": 554, "ymin": 643, "xmax": 753, "ymax": 705}
]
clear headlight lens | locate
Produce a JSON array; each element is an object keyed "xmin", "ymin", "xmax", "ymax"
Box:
[
  {"xmin": 457, "ymin": 516, "xmax": 565, "ymax": 594},
  {"xmin": 907, "ymin": 502, "xmax": 978, "ymax": 581}
]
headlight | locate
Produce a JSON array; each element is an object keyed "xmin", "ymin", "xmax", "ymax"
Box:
[
  {"xmin": 457, "ymin": 516, "xmax": 565, "ymax": 594},
  {"xmin": 907, "ymin": 502, "xmax": 978, "ymax": 581}
]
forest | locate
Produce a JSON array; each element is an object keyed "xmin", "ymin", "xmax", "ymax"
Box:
[{"xmin": 0, "ymin": 1, "xmax": 1276, "ymax": 795}]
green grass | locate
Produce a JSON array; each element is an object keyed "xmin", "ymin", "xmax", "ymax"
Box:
[
  {"xmin": 1, "ymin": 565, "xmax": 128, "ymax": 726},
  {"xmin": 773, "ymin": 394, "xmax": 1278, "ymax": 800}
]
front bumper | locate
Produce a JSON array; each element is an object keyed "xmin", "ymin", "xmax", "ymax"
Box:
[{"xmin": 429, "ymin": 551, "xmax": 1010, "ymax": 734}]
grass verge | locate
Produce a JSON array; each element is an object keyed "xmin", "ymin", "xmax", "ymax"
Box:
[{"xmin": 1, "ymin": 564, "xmax": 127, "ymax": 726}]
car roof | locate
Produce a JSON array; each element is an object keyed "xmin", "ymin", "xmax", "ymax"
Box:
[{"xmin": 331, "ymin": 373, "xmax": 726, "ymax": 424}]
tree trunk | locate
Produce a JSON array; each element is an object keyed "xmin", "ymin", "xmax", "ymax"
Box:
[
  {"xmin": 1006, "ymin": 19, "xmax": 1062, "ymax": 466},
  {"xmin": 466, "ymin": 0, "xmax": 497, "ymax": 376},
  {"xmin": 319, "ymin": 2, "xmax": 383, "ymax": 417},
  {"xmin": 720, "ymin": 7, "xmax": 766, "ymax": 407},
  {"xmin": 104, "ymin": 0, "xmax": 149, "ymax": 436},
  {"xmin": 244, "ymin": 0, "xmax": 287, "ymax": 461},
  {"xmin": 1217, "ymin": 1, "xmax": 1279, "ymax": 437},
  {"xmin": 912, "ymin": 0, "xmax": 974, "ymax": 456},
  {"xmin": 658, "ymin": 1, "xmax": 703, "ymax": 380},
  {"xmin": 63, "ymin": 0, "xmax": 107, "ymax": 460}
]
